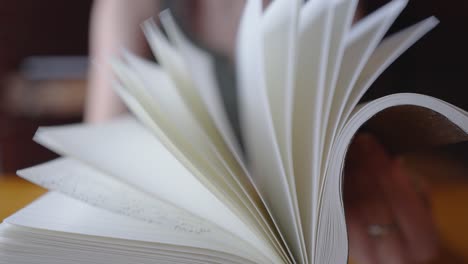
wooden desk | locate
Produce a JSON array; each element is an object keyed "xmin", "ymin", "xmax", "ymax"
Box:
[
  {"xmin": 0, "ymin": 175, "xmax": 45, "ymax": 220},
  {"xmin": 1, "ymin": 162, "xmax": 468, "ymax": 263}
]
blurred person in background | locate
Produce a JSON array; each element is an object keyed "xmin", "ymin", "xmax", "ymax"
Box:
[{"xmin": 85, "ymin": 1, "xmax": 439, "ymax": 263}]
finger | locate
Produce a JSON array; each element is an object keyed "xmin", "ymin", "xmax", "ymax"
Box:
[
  {"xmin": 346, "ymin": 207, "xmax": 378, "ymax": 264},
  {"xmin": 381, "ymin": 159, "xmax": 438, "ymax": 262},
  {"xmin": 345, "ymin": 134, "xmax": 380, "ymax": 264},
  {"xmin": 361, "ymin": 136, "xmax": 438, "ymax": 261},
  {"xmin": 346, "ymin": 133, "xmax": 410, "ymax": 263},
  {"xmin": 374, "ymin": 227, "xmax": 410, "ymax": 264},
  {"xmin": 357, "ymin": 193, "xmax": 410, "ymax": 264},
  {"xmin": 354, "ymin": 135, "xmax": 410, "ymax": 264}
]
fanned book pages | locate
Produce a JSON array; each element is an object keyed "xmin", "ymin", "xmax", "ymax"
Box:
[{"xmin": 2, "ymin": 0, "xmax": 468, "ymax": 263}]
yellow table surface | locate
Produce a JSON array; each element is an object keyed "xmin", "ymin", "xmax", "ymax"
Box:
[
  {"xmin": 0, "ymin": 175, "xmax": 46, "ymax": 220},
  {"xmin": 1, "ymin": 155, "xmax": 467, "ymax": 263}
]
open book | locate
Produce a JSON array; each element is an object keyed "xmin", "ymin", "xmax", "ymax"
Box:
[{"xmin": 2, "ymin": 0, "xmax": 468, "ymax": 263}]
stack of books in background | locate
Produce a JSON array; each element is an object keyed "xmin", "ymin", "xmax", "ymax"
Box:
[{"xmin": 0, "ymin": 56, "xmax": 87, "ymax": 173}]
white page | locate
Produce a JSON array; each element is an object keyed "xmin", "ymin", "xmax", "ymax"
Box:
[
  {"xmin": 316, "ymin": 93, "xmax": 468, "ymax": 264},
  {"xmin": 0, "ymin": 234, "xmax": 250, "ymax": 264},
  {"xmin": 236, "ymin": 0, "xmax": 302, "ymax": 261},
  {"xmin": 3, "ymin": 192, "xmax": 267, "ymax": 264},
  {"xmin": 16, "ymin": 159, "xmax": 242, "ymax": 252},
  {"xmin": 120, "ymin": 53, "xmax": 253, "ymax": 203},
  {"xmin": 291, "ymin": 0, "xmax": 331, "ymax": 260},
  {"xmin": 143, "ymin": 19, "xmax": 286, "ymax": 257},
  {"xmin": 158, "ymin": 12, "xmax": 246, "ymax": 174},
  {"xmin": 142, "ymin": 20, "xmax": 223, "ymax": 151},
  {"xmin": 318, "ymin": 0, "xmax": 358, "ymax": 155},
  {"xmin": 322, "ymin": 0, "xmax": 407, "ymax": 189},
  {"xmin": 113, "ymin": 56, "xmax": 288, "ymax": 263},
  {"xmin": 114, "ymin": 58, "xmax": 243, "ymax": 197},
  {"xmin": 30, "ymin": 117, "xmax": 282, "ymax": 263},
  {"xmin": 261, "ymin": 0, "xmax": 308, "ymax": 262},
  {"xmin": 132, "ymin": 23, "xmax": 266, "ymax": 218},
  {"xmin": 139, "ymin": 25, "xmax": 255, "ymax": 213},
  {"xmin": 261, "ymin": 0, "xmax": 298, "ymax": 191},
  {"xmin": 117, "ymin": 55, "xmax": 209, "ymax": 151},
  {"xmin": 116, "ymin": 55, "xmax": 244, "ymax": 203},
  {"xmin": 340, "ymin": 17, "xmax": 439, "ymax": 126}
]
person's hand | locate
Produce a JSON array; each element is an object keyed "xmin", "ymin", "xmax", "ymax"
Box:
[{"xmin": 344, "ymin": 133, "xmax": 438, "ymax": 263}]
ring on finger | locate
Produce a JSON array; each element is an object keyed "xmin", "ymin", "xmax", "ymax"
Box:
[{"xmin": 367, "ymin": 223, "xmax": 398, "ymax": 238}]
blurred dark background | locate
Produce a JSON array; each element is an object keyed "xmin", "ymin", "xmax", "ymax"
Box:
[
  {"xmin": 0, "ymin": 1, "xmax": 467, "ymax": 263},
  {"xmin": 0, "ymin": 0, "xmax": 466, "ymax": 173},
  {"xmin": 0, "ymin": 1, "xmax": 92, "ymax": 171},
  {"xmin": 363, "ymin": 0, "xmax": 468, "ymax": 111},
  {"xmin": 363, "ymin": 0, "xmax": 468, "ymax": 164}
]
